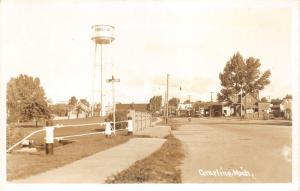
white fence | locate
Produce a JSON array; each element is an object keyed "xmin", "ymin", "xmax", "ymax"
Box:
[
  {"xmin": 127, "ymin": 110, "xmax": 152, "ymax": 133},
  {"xmin": 7, "ymin": 111, "xmax": 153, "ymax": 153}
]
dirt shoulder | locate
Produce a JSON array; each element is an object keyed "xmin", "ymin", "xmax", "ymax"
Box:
[{"xmin": 105, "ymin": 134, "xmax": 185, "ymax": 183}]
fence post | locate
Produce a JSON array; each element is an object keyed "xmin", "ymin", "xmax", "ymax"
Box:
[
  {"xmin": 134, "ymin": 113, "xmax": 138, "ymax": 132},
  {"xmin": 127, "ymin": 117, "xmax": 133, "ymax": 135},
  {"xmin": 105, "ymin": 122, "xmax": 112, "ymax": 137},
  {"xmin": 145, "ymin": 113, "xmax": 146, "ymax": 128},
  {"xmin": 45, "ymin": 126, "xmax": 54, "ymax": 155},
  {"xmin": 140, "ymin": 112, "xmax": 143, "ymax": 130},
  {"xmin": 146, "ymin": 113, "xmax": 148, "ymax": 128},
  {"xmin": 148, "ymin": 113, "xmax": 150, "ymax": 128}
]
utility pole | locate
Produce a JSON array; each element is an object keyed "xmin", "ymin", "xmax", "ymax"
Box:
[
  {"xmin": 210, "ymin": 92, "xmax": 214, "ymax": 118},
  {"xmin": 245, "ymin": 90, "xmax": 247, "ymax": 118},
  {"xmin": 164, "ymin": 90, "xmax": 166, "ymax": 122},
  {"xmin": 166, "ymin": 74, "xmax": 169, "ymax": 124},
  {"xmin": 240, "ymin": 86, "xmax": 243, "ymax": 120},
  {"xmin": 106, "ymin": 75, "xmax": 120, "ymax": 135}
]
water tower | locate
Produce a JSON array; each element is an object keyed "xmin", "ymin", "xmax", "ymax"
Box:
[{"xmin": 91, "ymin": 25, "xmax": 115, "ymax": 116}]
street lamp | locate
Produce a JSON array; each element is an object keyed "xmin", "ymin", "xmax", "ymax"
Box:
[{"xmin": 106, "ymin": 75, "xmax": 120, "ymax": 135}]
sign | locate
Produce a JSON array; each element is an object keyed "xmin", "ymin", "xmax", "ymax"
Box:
[{"xmin": 246, "ymin": 109, "xmax": 253, "ymax": 114}]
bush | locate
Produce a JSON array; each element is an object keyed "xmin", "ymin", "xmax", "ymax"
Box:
[{"xmin": 107, "ymin": 111, "xmax": 128, "ymax": 129}]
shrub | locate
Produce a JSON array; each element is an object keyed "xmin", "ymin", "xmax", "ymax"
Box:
[{"xmin": 107, "ymin": 111, "xmax": 128, "ymax": 129}]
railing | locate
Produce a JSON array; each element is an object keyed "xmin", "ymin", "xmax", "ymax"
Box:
[
  {"xmin": 7, "ymin": 111, "xmax": 153, "ymax": 154},
  {"xmin": 6, "ymin": 128, "xmax": 46, "ymax": 153}
]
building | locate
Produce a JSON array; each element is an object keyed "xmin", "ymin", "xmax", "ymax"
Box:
[
  {"xmin": 258, "ymin": 102, "xmax": 271, "ymax": 119},
  {"xmin": 116, "ymin": 103, "xmax": 148, "ymax": 112},
  {"xmin": 270, "ymin": 104, "xmax": 282, "ymax": 118},
  {"xmin": 231, "ymin": 92, "xmax": 260, "ymax": 118},
  {"xmin": 177, "ymin": 103, "xmax": 192, "ymax": 117},
  {"xmin": 67, "ymin": 102, "xmax": 90, "ymax": 119},
  {"xmin": 280, "ymin": 97, "xmax": 292, "ymax": 120}
]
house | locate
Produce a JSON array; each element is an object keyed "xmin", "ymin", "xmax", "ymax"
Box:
[
  {"xmin": 270, "ymin": 104, "xmax": 282, "ymax": 118},
  {"xmin": 280, "ymin": 97, "xmax": 292, "ymax": 120},
  {"xmin": 178, "ymin": 103, "xmax": 192, "ymax": 110},
  {"xmin": 231, "ymin": 93, "xmax": 259, "ymax": 118},
  {"xmin": 230, "ymin": 92, "xmax": 271, "ymax": 119},
  {"xmin": 258, "ymin": 102, "xmax": 271, "ymax": 119},
  {"xmin": 68, "ymin": 102, "xmax": 90, "ymax": 119},
  {"xmin": 177, "ymin": 103, "xmax": 193, "ymax": 117},
  {"xmin": 222, "ymin": 103, "xmax": 232, "ymax": 117},
  {"xmin": 195, "ymin": 102, "xmax": 225, "ymax": 117}
]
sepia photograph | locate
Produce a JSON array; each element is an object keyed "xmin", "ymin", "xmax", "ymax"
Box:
[{"xmin": 0, "ymin": 0, "xmax": 299, "ymax": 191}]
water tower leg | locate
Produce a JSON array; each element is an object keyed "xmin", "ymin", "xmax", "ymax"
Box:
[{"xmin": 100, "ymin": 44, "xmax": 106, "ymax": 116}]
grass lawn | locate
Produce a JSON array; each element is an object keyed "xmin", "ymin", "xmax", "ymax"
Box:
[
  {"xmin": 6, "ymin": 117, "xmax": 133, "ymax": 181},
  {"xmin": 7, "ymin": 130, "xmax": 131, "ymax": 181},
  {"xmin": 105, "ymin": 134, "xmax": 184, "ymax": 183},
  {"xmin": 7, "ymin": 117, "xmax": 105, "ymax": 149}
]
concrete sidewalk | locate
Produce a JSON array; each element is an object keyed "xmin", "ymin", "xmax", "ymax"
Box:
[
  {"xmin": 14, "ymin": 138, "xmax": 166, "ymax": 183},
  {"xmin": 134, "ymin": 117, "xmax": 171, "ymax": 138}
]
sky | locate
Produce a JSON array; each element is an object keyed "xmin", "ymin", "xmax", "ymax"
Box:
[{"xmin": 1, "ymin": 0, "xmax": 296, "ymax": 105}]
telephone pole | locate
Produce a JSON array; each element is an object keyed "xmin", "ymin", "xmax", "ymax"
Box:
[
  {"xmin": 240, "ymin": 86, "xmax": 243, "ymax": 120},
  {"xmin": 165, "ymin": 74, "xmax": 170, "ymax": 124}
]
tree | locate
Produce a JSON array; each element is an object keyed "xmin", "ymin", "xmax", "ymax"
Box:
[
  {"xmin": 217, "ymin": 52, "xmax": 271, "ymax": 102},
  {"xmin": 77, "ymin": 98, "xmax": 90, "ymax": 118},
  {"xmin": 68, "ymin": 96, "xmax": 78, "ymax": 107},
  {"xmin": 168, "ymin": 97, "xmax": 180, "ymax": 108},
  {"xmin": 148, "ymin": 96, "xmax": 162, "ymax": 113},
  {"xmin": 50, "ymin": 104, "xmax": 68, "ymax": 117},
  {"xmin": 75, "ymin": 104, "xmax": 81, "ymax": 118},
  {"xmin": 193, "ymin": 100, "xmax": 202, "ymax": 111},
  {"xmin": 79, "ymin": 98, "xmax": 90, "ymax": 107},
  {"xmin": 107, "ymin": 111, "xmax": 128, "ymax": 129},
  {"xmin": 260, "ymin": 97, "xmax": 268, "ymax": 102},
  {"xmin": 94, "ymin": 103, "xmax": 101, "ymax": 113},
  {"xmin": 285, "ymin": 94, "xmax": 292, "ymax": 99},
  {"xmin": 183, "ymin": 99, "xmax": 191, "ymax": 104},
  {"xmin": 7, "ymin": 74, "xmax": 51, "ymax": 123},
  {"xmin": 271, "ymin": 98, "xmax": 282, "ymax": 105}
]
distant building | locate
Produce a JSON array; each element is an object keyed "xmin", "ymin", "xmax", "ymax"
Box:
[
  {"xmin": 177, "ymin": 103, "xmax": 193, "ymax": 117},
  {"xmin": 258, "ymin": 102, "xmax": 271, "ymax": 119},
  {"xmin": 270, "ymin": 103, "xmax": 282, "ymax": 118},
  {"xmin": 231, "ymin": 92, "xmax": 260, "ymax": 118},
  {"xmin": 68, "ymin": 102, "xmax": 90, "ymax": 119},
  {"xmin": 280, "ymin": 97, "xmax": 292, "ymax": 120},
  {"xmin": 116, "ymin": 103, "xmax": 148, "ymax": 112},
  {"xmin": 178, "ymin": 103, "xmax": 192, "ymax": 110}
]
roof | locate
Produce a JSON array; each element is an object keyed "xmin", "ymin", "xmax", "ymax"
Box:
[{"xmin": 116, "ymin": 103, "xmax": 148, "ymax": 112}]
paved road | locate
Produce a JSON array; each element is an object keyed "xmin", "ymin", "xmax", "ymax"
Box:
[
  {"xmin": 14, "ymin": 138, "xmax": 166, "ymax": 183},
  {"xmin": 173, "ymin": 118, "xmax": 292, "ymax": 183}
]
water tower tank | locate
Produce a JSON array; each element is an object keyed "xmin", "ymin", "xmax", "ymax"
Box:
[{"xmin": 91, "ymin": 25, "xmax": 114, "ymax": 44}]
